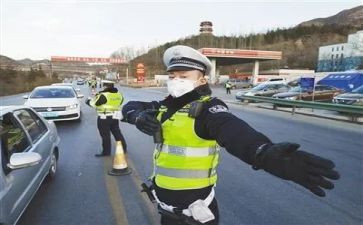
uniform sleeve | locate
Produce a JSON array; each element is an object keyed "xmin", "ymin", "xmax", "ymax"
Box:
[
  {"xmin": 94, "ymin": 94, "xmax": 107, "ymax": 106},
  {"xmin": 122, "ymin": 101, "xmax": 160, "ymax": 124},
  {"xmin": 195, "ymin": 98, "xmax": 271, "ymax": 165}
]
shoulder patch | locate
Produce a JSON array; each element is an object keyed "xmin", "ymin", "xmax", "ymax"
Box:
[{"xmin": 208, "ymin": 105, "xmax": 229, "ymax": 113}]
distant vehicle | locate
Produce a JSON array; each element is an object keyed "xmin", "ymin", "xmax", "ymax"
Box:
[
  {"xmin": 236, "ymin": 82, "xmax": 290, "ymax": 101},
  {"xmin": 256, "ymin": 77, "xmax": 287, "ymax": 85},
  {"xmin": 272, "ymin": 85, "xmax": 343, "ymax": 101},
  {"xmin": 23, "ymin": 86, "xmax": 83, "ymax": 121},
  {"xmin": 286, "ymin": 77, "xmax": 305, "ymax": 87},
  {"xmin": 0, "ymin": 105, "xmax": 60, "ymax": 225},
  {"xmin": 332, "ymin": 85, "xmax": 363, "ymax": 106},
  {"xmin": 77, "ymin": 79, "xmax": 85, "ymax": 85},
  {"xmin": 260, "ymin": 79, "xmax": 288, "ymax": 85},
  {"xmin": 227, "ymin": 79, "xmax": 252, "ymax": 89},
  {"xmin": 265, "ymin": 77, "xmax": 286, "ymax": 82},
  {"xmin": 51, "ymin": 83, "xmax": 82, "ymax": 96}
]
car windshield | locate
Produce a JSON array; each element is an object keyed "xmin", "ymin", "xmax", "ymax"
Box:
[
  {"xmin": 289, "ymin": 86, "xmax": 308, "ymax": 92},
  {"xmin": 251, "ymin": 84, "xmax": 268, "ymax": 91},
  {"xmin": 352, "ymin": 86, "xmax": 363, "ymax": 94},
  {"xmin": 30, "ymin": 88, "xmax": 75, "ymax": 98}
]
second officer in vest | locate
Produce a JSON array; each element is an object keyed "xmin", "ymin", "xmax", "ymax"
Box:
[
  {"xmin": 122, "ymin": 46, "xmax": 339, "ymax": 225},
  {"xmin": 87, "ymin": 80, "xmax": 127, "ymax": 157}
]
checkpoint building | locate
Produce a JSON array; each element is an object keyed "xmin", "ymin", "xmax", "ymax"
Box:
[{"xmin": 199, "ymin": 48, "xmax": 282, "ymax": 84}]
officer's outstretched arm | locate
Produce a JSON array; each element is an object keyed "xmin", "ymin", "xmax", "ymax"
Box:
[
  {"xmin": 94, "ymin": 94, "xmax": 107, "ymax": 106},
  {"xmin": 252, "ymin": 142, "xmax": 340, "ymax": 197},
  {"xmin": 86, "ymin": 94, "xmax": 106, "ymax": 107},
  {"xmin": 196, "ymin": 99, "xmax": 340, "ymax": 197},
  {"xmin": 122, "ymin": 101, "xmax": 162, "ymax": 136},
  {"xmin": 122, "ymin": 101, "xmax": 160, "ymax": 124},
  {"xmin": 196, "ymin": 99, "xmax": 271, "ymax": 164}
]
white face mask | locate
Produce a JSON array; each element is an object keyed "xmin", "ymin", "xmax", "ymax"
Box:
[{"xmin": 167, "ymin": 78, "xmax": 197, "ymax": 98}]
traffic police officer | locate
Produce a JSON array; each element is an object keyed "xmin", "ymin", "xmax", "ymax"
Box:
[
  {"xmin": 87, "ymin": 80, "xmax": 127, "ymax": 157},
  {"xmin": 122, "ymin": 46, "xmax": 340, "ymax": 225},
  {"xmin": 90, "ymin": 78, "xmax": 97, "ymax": 94},
  {"xmin": 225, "ymin": 81, "xmax": 232, "ymax": 94}
]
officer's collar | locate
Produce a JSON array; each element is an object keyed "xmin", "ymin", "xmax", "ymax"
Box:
[
  {"xmin": 161, "ymin": 84, "xmax": 211, "ymax": 109},
  {"xmin": 100, "ymin": 87, "xmax": 118, "ymax": 93}
]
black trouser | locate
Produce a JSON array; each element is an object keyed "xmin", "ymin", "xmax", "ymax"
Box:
[
  {"xmin": 226, "ymin": 88, "xmax": 231, "ymax": 94},
  {"xmin": 97, "ymin": 116, "xmax": 127, "ymax": 154},
  {"xmin": 154, "ymin": 183, "xmax": 219, "ymax": 225}
]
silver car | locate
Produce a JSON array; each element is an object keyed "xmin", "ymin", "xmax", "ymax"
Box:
[
  {"xmin": 236, "ymin": 82, "xmax": 290, "ymax": 102},
  {"xmin": 0, "ymin": 106, "xmax": 60, "ymax": 225}
]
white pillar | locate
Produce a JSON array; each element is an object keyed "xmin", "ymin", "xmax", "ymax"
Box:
[
  {"xmin": 252, "ymin": 60, "xmax": 259, "ymax": 85},
  {"xmin": 210, "ymin": 58, "xmax": 217, "ymax": 85},
  {"xmin": 216, "ymin": 66, "xmax": 220, "ymax": 84},
  {"xmin": 126, "ymin": 67, "xmax": 129, "ymax": 84}
]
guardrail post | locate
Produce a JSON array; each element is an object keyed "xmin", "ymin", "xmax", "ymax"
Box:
[
  {"xmin": 292, "ymin": 106, "xmax": 296, "ymax": 115},
  {"xmin": 273, "ymin": 104, "xmax": 277, "ymax": 110},
  {"xmin": 350, "ymin": 115, "xmax": 358, "ymax": 122}
]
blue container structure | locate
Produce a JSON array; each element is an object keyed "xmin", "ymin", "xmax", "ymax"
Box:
[{"xmin": 317, "ymin": 73, "xmax": 363, "ymax": 92}]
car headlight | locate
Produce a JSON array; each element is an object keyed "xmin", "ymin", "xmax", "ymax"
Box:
[
  {"xmin": 286, "ymin": 96, "xmax": 297, "ymax": 100},
  {"xmin": 66, "ymin": 104, "xmax": 78, "ymax": 110},
  {"xmin": 244, "ymin": 92, "xmax": 254, "ymax": 96}
]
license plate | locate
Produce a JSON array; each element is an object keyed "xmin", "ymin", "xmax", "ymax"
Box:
[{"xmin": 41, "ymin": 112, "xmax": 59, "ymax": 118}]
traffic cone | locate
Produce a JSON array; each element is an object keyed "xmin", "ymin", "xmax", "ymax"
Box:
[{"xmin": 108, "ymin": 141, "xmax": 132, "ymax": 176}]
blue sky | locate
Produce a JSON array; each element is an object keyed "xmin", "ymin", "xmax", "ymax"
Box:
[{"xmin": 1, "ymin": 0, "xmax": 361, "ymax": 60}]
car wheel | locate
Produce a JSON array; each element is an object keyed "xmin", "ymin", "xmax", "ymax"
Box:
[{"xmin": 47, "ymin": 151, "xmax": 57, "ymax": 180}]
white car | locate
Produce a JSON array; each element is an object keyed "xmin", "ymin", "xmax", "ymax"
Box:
[
  {"xmin": 24, "ymin": 86, "xmax": 83, "ymax": 121},
  {"xmin": 51, "ymin": 83, "xmax": 82, "ymax": 96}
]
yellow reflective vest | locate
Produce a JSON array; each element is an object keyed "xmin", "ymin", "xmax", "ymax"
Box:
[
  {"xmin": 90, "ymin": 92, "xmax": 123, "ymax": 113},
  {"xmin": 152, "ymin": 96, "xmax": 219, "ymax": 190}
]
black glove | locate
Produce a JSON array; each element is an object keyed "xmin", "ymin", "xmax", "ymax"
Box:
[
  {"xmin": 135, "ymin": 110, "xmax": 161, "ymax": 136},
  {"xmin": 254, "ymin": 142, "xmax": 340, "ymax": 197},
  {"xmin": 85, "ymin": 98, "xmax": 91, "ymax": 106}
]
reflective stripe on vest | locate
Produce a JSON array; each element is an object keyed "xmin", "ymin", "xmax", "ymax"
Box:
[
  {"xmin": 157, "ymin": 144, "xmax": 216, "ymax": 157},
  {"xmin": 152, "ymin": 96, "xmax": 219, "ymax": 190}
]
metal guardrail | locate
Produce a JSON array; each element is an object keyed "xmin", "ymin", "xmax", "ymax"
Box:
[{"xmin": 239, "ymin": 96, "xmax": 363, "ymax": 119}]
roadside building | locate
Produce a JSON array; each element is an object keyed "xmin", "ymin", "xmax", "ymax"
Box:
[{"xmin": 317, "ymin": 30, "xmax": 363, "ymax": 72}]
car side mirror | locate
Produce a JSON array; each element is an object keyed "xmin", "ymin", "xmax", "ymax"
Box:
[
  {"xmin": 7, "ymin": 152, "xmax": 42, "ymax": 170},
  {"xmin": 22, "ymin": 95, "xmax": 28, "ymax": 99},
  {"xmin": 77, "ymin": 94, "xmax": 84, "ymax": 98}
]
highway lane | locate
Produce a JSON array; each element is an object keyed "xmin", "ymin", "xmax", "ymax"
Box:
[{"xmin": 1, "ymin": 85, "xmax": 362, "ymax": 225}]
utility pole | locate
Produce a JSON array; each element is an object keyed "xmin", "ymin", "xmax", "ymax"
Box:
[
  {"xmin": 126, "ymin": 66, "xmax": 129, "ymax": 85},
  {"xmin": 50, "ymin": 61, "xmax": 53, "ymax": 79}
]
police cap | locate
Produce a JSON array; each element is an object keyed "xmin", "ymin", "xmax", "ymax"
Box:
[
  {"xmin": 101, "ymin": 80, "xmax": 115, "ymax": 84},
  {"xmin": 163, "ymin": 45, "xmax": 212, "ymax": 75}
]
